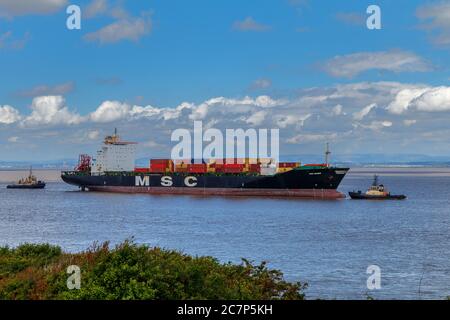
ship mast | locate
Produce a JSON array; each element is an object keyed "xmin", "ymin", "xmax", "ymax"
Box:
[{"xmin": 325, "ymin": 143, "xmax": 331, "ymax": 167}]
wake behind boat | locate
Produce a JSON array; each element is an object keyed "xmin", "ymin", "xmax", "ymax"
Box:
[
  {"xmin": 6, "ymin": 167, "xmax": 46, "ymax": 189},
  {"xmin": 349, "ymin": 175, "xmax": 406, "ymax": 200}
]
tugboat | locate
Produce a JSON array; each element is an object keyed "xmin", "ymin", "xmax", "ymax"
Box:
[
  {"xmin": 349, "ymin": 175, "xmax": 406, "ymax": 200},
  {"xmin": 6, "ymin": 167, "xmax": 46, "ymax": 189}
]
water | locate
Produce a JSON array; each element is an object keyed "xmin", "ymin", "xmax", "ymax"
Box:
[{"xmin": 0, "ymin": 169, "xmax": 449, "ymax": 300}]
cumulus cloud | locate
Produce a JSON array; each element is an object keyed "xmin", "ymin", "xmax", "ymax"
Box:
[
  {"xmin": 15, "ymin": 81, "xmax": 75, "ymax": 98},
  {"xmin": 233, "ymin": 17, "xmax": 271, "ymax": 32},
  {"xmin": 417, "ymin": 2, "xmax": 450, "ymax": 46},
  {"xmin": 411, "ymin": 86, "xmax": 450, "ymax": 112},
  {"xmin": 22, "ymin": 96, "xmax": 82, "ymax": 126},
  {"xmin": 90, "ymin": 100, "xmax": 130, "ymax": 122},
  {"xmin": 84, "ymin": 15, "xmax": 152, "ymax": 44},
  {"xmin": 321, "ymin": 50, "xmax": 431, "ymax": 78},
  {"xmin": 4, "ymin": 82, "xmax": 450, "ymax": 158},
  {"xmin": 0, "ymin": 105, "xmax": 21, "ymax": 124},
  {"xmin": 387, "ymin": 86, "xmax": 450, "ymax": 114},
  {"xmin": 353, "ymin": 103, "xmax": 377, "ymax": 120},
  {"xmin": 0, "ymin": 0, "xmax": 67, "ymax": 18}
]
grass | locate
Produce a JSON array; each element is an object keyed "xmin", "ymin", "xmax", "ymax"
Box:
[{"xmin": 0, "ymin": 240, "xmax": 307, "ymax": 300}]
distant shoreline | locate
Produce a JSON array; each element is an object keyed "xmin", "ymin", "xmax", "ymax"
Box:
[{"xmin": 2, "ymin": 167, "xmax": 450, "ymax": 183}]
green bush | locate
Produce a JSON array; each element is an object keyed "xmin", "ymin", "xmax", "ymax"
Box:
[{"xmin": 0, "ymin": 240, "xmax": 306, "ymax": 300}]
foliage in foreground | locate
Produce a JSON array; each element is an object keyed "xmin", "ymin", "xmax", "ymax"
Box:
[{"xmin": 0, "ymin": 240, "xmax": 307, "ymax": 300}]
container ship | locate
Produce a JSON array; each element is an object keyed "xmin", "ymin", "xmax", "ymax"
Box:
[{"xmin": 61, "ymin": 131, "xmax": 349, "ymax": 199}]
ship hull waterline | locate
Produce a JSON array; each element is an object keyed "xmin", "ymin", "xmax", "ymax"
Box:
[
  {"xmin": 61, "ymin": 167, "xmax": 349, "ymax": 200},
  {"xmin": 85, "ymin": 186, "xmax": 345, "ymax": 199}
]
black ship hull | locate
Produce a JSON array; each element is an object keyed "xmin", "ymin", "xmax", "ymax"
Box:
[
  {"xmin": 348, "ymin": 191, "xmax": 406, "ymax": 200},
  {"xmin": 6, "ymin": 183, "xmax": 46, "ymax": 189},
  {"xmin": 62, "ymin": 167, "xmax": 349, "ymax": 199}
]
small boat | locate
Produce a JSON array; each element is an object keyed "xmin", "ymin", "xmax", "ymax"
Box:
[
  {"xmin": 6, "ymin": 167, "xmax": 46, "ymax": 189},
  {"xmin": 349, "ymin": 175, "xmax": 406, "ymax": 200}
]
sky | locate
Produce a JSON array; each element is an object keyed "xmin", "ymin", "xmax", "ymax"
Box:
[{"xmin": 1, "ymin": 0, "xmax": 450, "ymax": 161}]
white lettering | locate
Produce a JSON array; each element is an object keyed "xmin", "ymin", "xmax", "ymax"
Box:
[
  {"xmin": 66, "ymin": 5, "xmax": 81, "ymax": 30},
  {"xmin": 66, "ymin": 265, "xmax": 81, "ymax": 289},
  {"xmin": 161, "ymin": 176, "xmax": 173, "ymax": 187},
  {"xmin": 184, "ymin": 176, "xmax": 197, "ymax": 187},
  {"xmin": 366, "ymin": 5, "xmax": 382, "ymax": 30},
  {"xmin": 135, "ymin": 176, "xmax": 150, "ymax": 186}
]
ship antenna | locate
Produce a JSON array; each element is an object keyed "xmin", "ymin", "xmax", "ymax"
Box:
[
  {"xmin": 325, "ymin": 142, "xmax": 331, "ymax": 167},
  {"xmin": 373, "ymin": 175, "xmax": 378, "ymax": 186}
]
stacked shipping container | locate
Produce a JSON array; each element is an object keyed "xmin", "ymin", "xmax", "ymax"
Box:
[{"xmin": 142, "ymin": 159, "xmax": 301, "ymax": 175}]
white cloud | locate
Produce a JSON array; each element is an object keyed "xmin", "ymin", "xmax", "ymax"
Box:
[
  {"xmin": 0, "ymin": 0, "xmax": 67, "ymax": 18},
  {"xmin": 321, "ymin": 50, "xmax": 431, "ymax": 78},
  {"xmin": 87, "ymin": 130, "xmax": 100, "ymax": 140},
  {"xmin": 5, "ymin": 82, "xmax": 450, "ymax": 158},
  {"xmin": 276, "ymin": 114, "xmax": 311, "ymax": 128},
  {"xmin": 287, "ymin": 133, "xmax": 337, "ymax": 144},
  {"xmin": 0, "ymin": 105, "xmax": 21, "ymax": 124},
  {"xmin": 388, "ymin": 86, "xmax": 450, "ymax": 114},
  {"xmin": 84, "ymin": 15, "xmax": 152, "ymax": 44},
  {"xmin": 387, "ymin": 87, "xmax": 429, "ymax": 114},
  {"xmin": 403, "ymin": 119, "xmax": 417, "ymax": 126},
  {"xmin": 90, "ymin": 101, "xmax": 130, "ymax": 122},
  {"xmin": 332, "ymin": 104, "xmax": 343, "ymax": 116},
  {"xmin": 417, "ymin": 2, "xmax": 450, "ymax": 46},
  {"xmin": 233, "ymin": 17, "xmax": 271, "ymax": 32},
  {"xmin": 411, "ymin": 86, "xmax": 450, "ymax": 112},
  {"xmin": 7, "ymin": 136, "xmax": 19, "ymax": 143},
  {"xmin": 245, "ymin": 110, "xmax": 267, "ymax": 126},
  {"xmin": 353, "ymin": 103, "xmax": 377, "ymax": 120},
  {"xmin": 360, "ymin": 120, "xmax": 393, "ymax": 131},
  {"xmin": 22, "ymin": 96, "xmax": 82, "ymax": 126}
]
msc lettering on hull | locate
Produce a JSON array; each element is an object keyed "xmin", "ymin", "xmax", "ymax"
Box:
[
  {"xmin": 135, "ymin": 175, "xmax": 198, "ymax": 187},
  {"xmin": 135, "ymin": 176, "xmax": 150, "ymax": 186}
]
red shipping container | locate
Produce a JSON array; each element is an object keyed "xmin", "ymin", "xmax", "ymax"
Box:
[
  {"xmin": 223, "ymin": 164, "xmax": 244, "ymax": 169},
  {"xmin": 151, "ymin": 159, "xmax": 170, "ymax": 164},
  {"xmin": 304, "ymin": 164, "xmax": 327, "ymax": 167},
  {"xmin": 279, "ymin": 162, "xmax": 299, "ymax": 168},
  {"xmin": 187, "ymin": 164, "xmax": 207, "ymax": 173},
  {"xmin": 248, "ymin": 164, "xmax": 261, "ymax": 172},
  {"xmin": 150, "ymin": 164, "xmax": 167, "ymax": 173},
  {"xmin": 134, "ymin": 167, "xmax": 150, "ymax": 173}
]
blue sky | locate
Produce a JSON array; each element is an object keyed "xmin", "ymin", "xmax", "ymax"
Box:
[{"xmin": 1, "ymin": 0, "xmax": 450, "ymax": 161}]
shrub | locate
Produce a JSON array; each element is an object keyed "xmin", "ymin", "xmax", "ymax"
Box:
[{"xmin": 0, "ymin": 240, "xmax": 306, "ymax": 300}]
